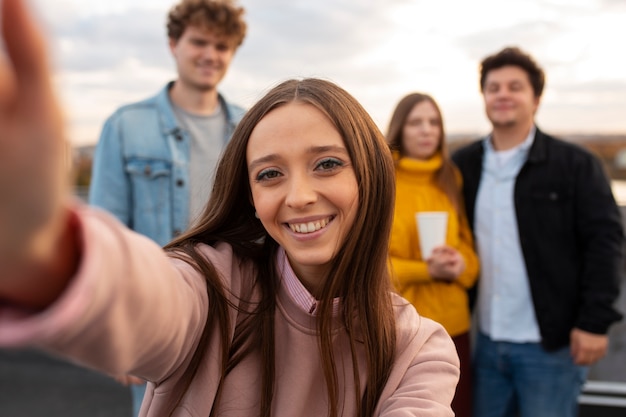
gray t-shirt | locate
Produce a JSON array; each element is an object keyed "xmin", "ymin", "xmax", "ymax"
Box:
[{"xmin": 173, "ymin": 103, "xmax": 226, "ymax": 223}]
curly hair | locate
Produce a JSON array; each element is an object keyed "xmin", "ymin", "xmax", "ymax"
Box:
[
  {"xmin": 480, "ymin": 46, "xmax": 545, "ymax": 97},
  {"xmin": 167, "ymin": 0, "xmax": 247, "ymax": 47}
]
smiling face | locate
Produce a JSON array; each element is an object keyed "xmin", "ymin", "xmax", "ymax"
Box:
[
  {"xmin": 246, "ymin": 102, "xmax": 359, "ymax": 294},
  {"xmin": 169, "ymin": 25, "xmax": 236, "ymax": 92},
  {"xmin": 401, "ymin": 100, "xmax": 442, "ymax": 160},
  {"xmin": 483, "ymin": 65, "xmax": 540, "ymax": 130}
]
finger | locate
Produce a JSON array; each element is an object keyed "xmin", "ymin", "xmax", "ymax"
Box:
[
  {"xmin": 576, "ymin": 352, "xmax": 600, "ymax": 366},
  {"xmin": 1, "ymin": 0, "xmax": 65, "ymax": 145},
  {"xmin": 0, "ymin": 54, "xmax": 17, "ymax": 109},
  {"xmin": 431, "ymin": 246, "xmax": 445, "ymax": 255},
  {"xmin": 1, "ymin": 0, "xmax": 52, "ymax": 99},
  {"xmin": 573, "ymin": 345, "xmax": 603, "ymax": 365},
  {"xmin": 573, "ymin": 353, "xmax": 588, "ymax": 366}
]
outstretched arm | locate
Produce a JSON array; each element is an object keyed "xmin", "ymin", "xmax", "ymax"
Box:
[{"xmin": 0, "ymin": 0, "xmax": 78, "ymax": 310}]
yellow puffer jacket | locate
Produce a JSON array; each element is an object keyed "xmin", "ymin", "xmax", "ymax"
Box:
[{"xmin": 389, "ymin": 153, "xmax": 479, "ymax": 337}]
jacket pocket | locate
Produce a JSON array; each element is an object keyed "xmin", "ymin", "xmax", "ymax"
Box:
[
  {"xmin": 125, "ymin": 158, "xmax": 172, "ymax": 213},
  {"xmin": 530, "ymin": 188, "xmax": 571, "ymax": 202},
  {"xmin": 529, "ymin": 184, "xmax": 574, "ymax": 236}
]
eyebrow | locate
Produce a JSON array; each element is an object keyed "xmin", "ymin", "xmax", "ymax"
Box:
[
  {"xmin": 487, "ymin": 78, "xmax": 525, "ymax": 86},
  {"xmin": 248, "ymin": 144, "xmax": 348, "ymax": 171}
]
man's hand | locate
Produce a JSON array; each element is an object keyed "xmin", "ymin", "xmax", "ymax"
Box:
[{"xmin": 570, "ymin": 328, "xmax": 608, "ymax": 366}]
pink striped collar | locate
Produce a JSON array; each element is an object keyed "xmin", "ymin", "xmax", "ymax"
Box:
[{"xmin": 277, "ymin": 247, "xmax": 340, "ymax": 316}]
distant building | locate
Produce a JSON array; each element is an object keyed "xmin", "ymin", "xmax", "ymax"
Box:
[{"xmin": 72, "ymin": 145, "xmax": 95, "ymax": 202}]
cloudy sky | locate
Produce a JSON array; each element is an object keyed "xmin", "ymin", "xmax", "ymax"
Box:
[{"xmin": 28, "ymin": 0, "xmax": 626, "ymax": 146}]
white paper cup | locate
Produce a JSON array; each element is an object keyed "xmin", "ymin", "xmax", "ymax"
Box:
[{"xmin": 415, "ymin": 212, "xmax": 448, "ymax": 258}]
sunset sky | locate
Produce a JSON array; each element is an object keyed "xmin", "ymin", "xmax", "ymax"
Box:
[{"xmin": 29, "ymin": 0, "xmax": 626, "ymax": 146}]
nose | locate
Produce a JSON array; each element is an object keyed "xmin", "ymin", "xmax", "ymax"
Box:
[
  {"xmin": 201, "ymin": 44, "xmax": 217, "ymax": 60},
  {"xmin": 417, "ymin": 121, "xmax": 433, "ymax": 135},
  {"xmin": 495, "ymin": 86, "xmax": 512, "ymax": 99},
  {"xmin": 285, "ymin": 172, "xmax": 317, "ymax": 209}
]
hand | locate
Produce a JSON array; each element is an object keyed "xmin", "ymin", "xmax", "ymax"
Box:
[
  {"xmin": 0, "ymin": 0, "xmax": 71, "ymax": 304},
  {"xmin": 570, "ymin": 328, "xmax": 608, "ymax": 366},
  {"xmin": 427, "ymin": 245, "xmax": 466, "ymax": 282}
]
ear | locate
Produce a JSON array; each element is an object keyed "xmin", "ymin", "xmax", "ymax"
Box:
[
  {"xmin": 168, "ymin": 37, "xmax": 178, "ymax": 56},
  {"xmin": 532, "ymin": 95, "xmax": 541, "ymax": 115}
]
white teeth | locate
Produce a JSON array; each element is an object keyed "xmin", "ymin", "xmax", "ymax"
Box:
[{"xmin": 289, "ymin": 218, "xmax": 330, "ymax": 234}]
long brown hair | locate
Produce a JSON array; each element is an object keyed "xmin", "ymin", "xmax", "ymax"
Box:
[
  {"xmin": 166, "ymin": 78, "xmax": 397, "ymax": 416},
  {"xmin": 385, "ymin": 93, "xmax": 462, "ymax": 213}
]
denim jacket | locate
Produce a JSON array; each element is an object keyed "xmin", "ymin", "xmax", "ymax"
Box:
[{"xmin": 89, "ymin": 82, "xmax": 246, "ymax": 246}]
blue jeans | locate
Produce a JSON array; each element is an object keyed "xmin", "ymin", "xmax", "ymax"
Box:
[
  {"xmin": 473, "ymin": 332, "xmax": 588, "ymax": 417},
  {"xmin": 131, "ymin": 383, "xmax": 146, "ymax": 417}
]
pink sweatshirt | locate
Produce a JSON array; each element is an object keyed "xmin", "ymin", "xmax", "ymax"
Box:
[{"xmin": 0, "ymin": 205, "xmax": 460, "ymax": 416}]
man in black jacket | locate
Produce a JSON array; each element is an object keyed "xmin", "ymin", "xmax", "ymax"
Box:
[{"xmin": 452, "ymin": 46, "xmax": 624, "ymax": 417}]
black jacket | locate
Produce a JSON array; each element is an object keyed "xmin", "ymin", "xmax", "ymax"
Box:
[{"xmin": 452, "ymin": 128, "xmax": 624, "ymax": 351}]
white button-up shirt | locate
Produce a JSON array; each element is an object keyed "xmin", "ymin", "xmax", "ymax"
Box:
[{"xmin": 475, "ymin": 127, "xmax": 541, "ymax": 342}]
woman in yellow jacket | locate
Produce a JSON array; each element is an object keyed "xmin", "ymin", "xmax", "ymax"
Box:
[{"xmin": 386, "ymin": 93, "xmax": 479, "ymax": 417}]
